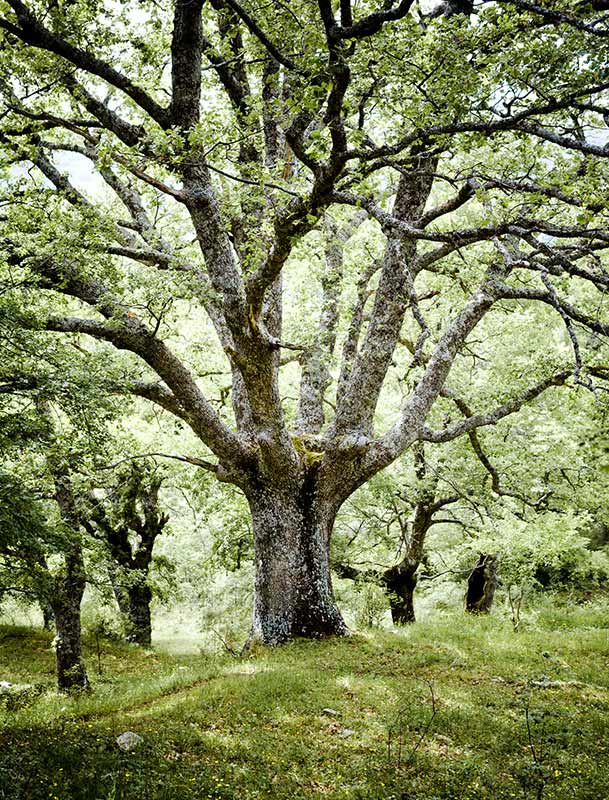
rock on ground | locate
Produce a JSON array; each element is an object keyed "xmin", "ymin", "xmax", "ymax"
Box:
[{"xmin": 116, "ymin": 731, "xmax": 144, "ymax": 751}]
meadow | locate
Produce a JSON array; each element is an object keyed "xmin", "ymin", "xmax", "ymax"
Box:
[{"xmin": 1, "ymin": 600, "xmax": 608, "ymax": 800}]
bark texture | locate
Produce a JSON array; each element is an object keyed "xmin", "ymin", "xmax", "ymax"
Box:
[
  {"xmin": 111, "ymin": 574, "xmax": 153, "ymax": 647},
  {"xmin": 51, "ymin": 579, "xmax": 88, "ymax": 692},
  {"xmin": 465, "ymin": 553, "xmax": 499, "ymax": 614},
  {"xmin": 383, "ymin": 562, "xmax": 419, "ymax": 624},
  {"xmin": 247, "ymin": 472, "xmax": 348, "ymax": 643},
  {"xmin": 51, "ymin": 464, "xmax": 89, "ymax": 691}
]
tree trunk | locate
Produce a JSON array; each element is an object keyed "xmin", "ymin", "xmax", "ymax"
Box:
[
  {"xmin": 247, "ymin": 479, "xmax": 348, "ymax": 644},
  {"xmin": 465, "ymin": 553, "xmax": 499, "ymax": 614},
  {"xmin": 49, "ymin": 459, "xmax": 89, "ymax": 692},
  {"xmin": 384, "ymin": 562, "xmax": 418, "ymax": 625},
  {"xmin": 110, "ymin": 571, "xmax": 153, "ymax": 646},
  {"xmin": 51, "ymin": 592, "xmax": 89, "ymax": 691},
  {"xmin": 125, "ymin": 583, "xmax": 153, "ymax": 646},
  {"xmin": 381, "ymin": 447, "xmax": 442, "ymax": 626},
  {"xmin": 40, "ymin": 600, "xmax": 54, "ymax": 630},
  {"xmin": 90, "ymin": 464, "xmax": 166, "ymax": 647}
]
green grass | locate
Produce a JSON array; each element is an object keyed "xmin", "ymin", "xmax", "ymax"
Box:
[{"xmin": 1, "ymin": 602, "xmax": 608, "ymax": 800}]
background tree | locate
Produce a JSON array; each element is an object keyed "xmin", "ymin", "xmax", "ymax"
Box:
[
  {"xmin": 84, "ymin": 461, "xmax": 169, "ymax": 646},
  {"xmin": 0, "ymin": 0, "xmax": 608, "ymax": 643},
  {"xmin": 0, "ymin": 466, "xmax": 89, "ymax": 691},
  {"xmin": 0, "ymin": 331, "xmax": 124, "ymax": 687},
  {"xmin": 334, "ymin": 376, "xmax": 609, "ymax": 624},
  {"xmin": 334, "ymin": 442, "xmax": 461, "ymax": 624}
]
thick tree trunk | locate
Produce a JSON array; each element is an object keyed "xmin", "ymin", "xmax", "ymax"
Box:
[
  {"xmin": 247, "ymin": 479, "xmax": 348, "ymax": 644},
  {"xmin": 112, "ymin": 579, "xmax": 152, "ymax": 646},
  {"xmin": 51, "ymin": 592, "xmax": 89, "ymax": 691},
  {"xmin": 384, "ymin": 562, "xmax": 418, "ymax": 625},
  {"xmin": 465, "ymin": 553, "xmax": 499, "ymax": 614}
]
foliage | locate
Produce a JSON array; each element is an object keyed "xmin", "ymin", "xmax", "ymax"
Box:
[
  {"xmin": 467, "ymin": 508, "xmax": 609, "ymax": 593},
  {"xmin": 0, "ymin": 0, "xmax": 607, "ymax": 640}
]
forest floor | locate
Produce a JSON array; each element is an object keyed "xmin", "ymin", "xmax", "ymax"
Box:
[{"xmin": 0, "ymin": 601, "xmax": 608, "ymax": 800}]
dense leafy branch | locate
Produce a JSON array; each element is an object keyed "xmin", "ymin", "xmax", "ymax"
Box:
[{"xmin": 0, "ymin": 0, "xmax": 608, "ymax": 644}]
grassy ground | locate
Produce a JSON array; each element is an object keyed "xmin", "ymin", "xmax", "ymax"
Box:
[{"xmin": 0, "ymin": 601, "xmax": 608, "ymax": 800}]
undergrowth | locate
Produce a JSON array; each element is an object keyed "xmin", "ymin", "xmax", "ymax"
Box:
[{"xmin": 0, "ymin": 601, "xmax": 608, "ymax": 800}]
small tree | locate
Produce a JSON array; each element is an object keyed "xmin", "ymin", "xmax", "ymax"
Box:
[
  {"xmin": 0, "ymin": 468, "xmax": 89, "ymax": 691},
  {"xmin": 0, "ymin": 350, "xmax": 123, "ymax": 688},
  {"xmin": 85, "ymin": 462, "xmax": 169, "ymax": 646},
  {"xmin": 334, "ymin": 443, "xmax": 460, "ymax": 624}
]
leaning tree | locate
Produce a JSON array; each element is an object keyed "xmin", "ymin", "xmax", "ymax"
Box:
[{"xmin": 0, "ymin": 0, "xmax": 608, "ymax": 643}]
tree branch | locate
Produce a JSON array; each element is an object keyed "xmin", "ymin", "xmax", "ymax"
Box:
[
  {"xmin": 421, "ymin": 370, "xmax": 571, "ymax": 443},
  {"xmin": 2, "ymin": 1, "xmax": 169, "ymax": 125}
]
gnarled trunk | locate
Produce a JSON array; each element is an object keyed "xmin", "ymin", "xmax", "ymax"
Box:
[
  {"xmin": 384, "ymin": 562, "xmax": 418, "ymax": 625},
  {"xmin": 112, "ymin": 576, "xmax": 152, "ymax": 646},
  {"xmin": 382, "ymin": 446, "xmax": 442, "ymax": 625},
  {"xmin": 247, "ymin": 477, "xmax": 348, "ymax": 644},
  {"xmin": 465, "ymin": 553, "xmax": 499, "ymax": 614}
]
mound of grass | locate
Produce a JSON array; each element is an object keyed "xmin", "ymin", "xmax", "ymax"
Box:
[{"xmin": 0, "ymin": 603, "xmax": 608, "ymax": 800}]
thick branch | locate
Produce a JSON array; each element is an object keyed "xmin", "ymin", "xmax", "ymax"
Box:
[{"xmin": 171, "ymin": 0, "xmax": 203, "ymax": 128}]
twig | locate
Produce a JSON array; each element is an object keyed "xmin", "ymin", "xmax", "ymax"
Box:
[{"xmin": 403, "ymin": 680, "xmax": 437, "ymax": 766}]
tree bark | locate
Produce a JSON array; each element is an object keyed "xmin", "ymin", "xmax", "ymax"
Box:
[
  {"xmin": 247, "ymin": 473, "xmax": 348, "ymax": 644},
  {"xmin": 465, "ymin": 553, "xmax": 499, "ymax": 614},
  {"xmin": 49, "ymin": 457, "xmax": 89, "ymax": 691},
  {"xmin": 50, "ymin": 576, "xmax": 88, "ymax": 691},
  {"xmin": 112, "ymin": 576, "xmax": 152, "ymax": 646},
  {"xmin": 383, "ymin": 561, "xmax": 418, "ymax": 624}
]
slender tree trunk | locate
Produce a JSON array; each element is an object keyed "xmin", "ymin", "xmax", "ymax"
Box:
[
  {"xmin": 49, "ymin": 458, "xmax": 89, "ymax": 692},
  {"xmin": 382, "ymin": 448, "xmax": 442, "ymax": 625},
  {"xmin": 247, "ymin": 475, "xmax": 348, "ymax": 644},
  {"xmin": 465, "ymin": 553, "xmax": 499, "ymax": 614},
  {"xmin": 40, "ymin": 600, "xmax": 54, "ymax": 630},
  {"xmin": 51, "ymin": 587, "xmax": 88, "ymax": 691}
]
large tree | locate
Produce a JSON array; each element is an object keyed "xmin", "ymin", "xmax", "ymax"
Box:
[{"xmin": 0, "ymin": 0, "xmax": 608, "ymax": 643}]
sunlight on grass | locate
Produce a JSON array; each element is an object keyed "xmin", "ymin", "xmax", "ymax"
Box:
[{"xmin": 1, "ymin": 600, "xmax": 609, "ymax": 799}]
